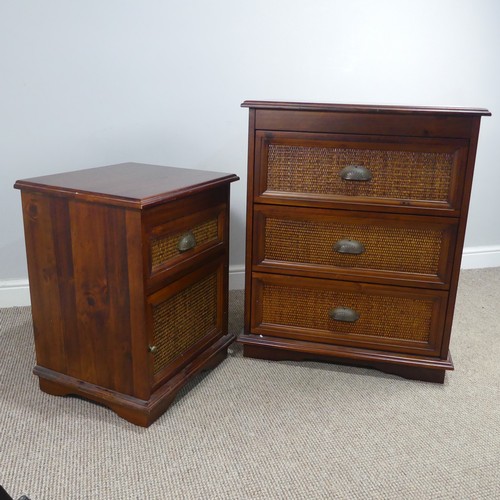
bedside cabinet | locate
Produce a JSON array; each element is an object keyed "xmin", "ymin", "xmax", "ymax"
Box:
[
  {"xmin": 239, "ymin": 101, "xmax": 490, "ymax": 383},
  {"xmin": 15, "ymin": 162, "xmax": 239, "ymax": 426}
]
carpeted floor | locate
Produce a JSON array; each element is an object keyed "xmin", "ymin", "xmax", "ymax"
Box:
[{"xmin": 1, "ymin": 268, "xmax": 499, "ymax": 499}]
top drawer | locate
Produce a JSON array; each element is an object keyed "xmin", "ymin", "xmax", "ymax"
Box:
[
  {"xmin": 254, "ymin": 131, "xmax": 469, "ymax": 215},
  {"xmin": 143, "ymin": 186, "xmax": 228, "ymax": 291}
]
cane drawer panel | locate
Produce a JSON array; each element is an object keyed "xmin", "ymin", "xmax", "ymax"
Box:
[
  {"xmin": 253, "ymin": 205, "xmax": 457, "ymax": 287},
  {"xmin": 255, "ymin": 131, "xmax": 468, "ymax": 213},
  {"xmin": 251, "ymin": 274, "xmax": 446, "ymax": 355},
  {"xmin": 151, "ymin": 217, "xmax": 220, "ymax": 269},
  {"xmin": 147, "ymin": 204, "xmax": 225, "ymax": 281},
  {"xmin": 148, "ymin": 260, "xmax": 224, "ymax": 385}
]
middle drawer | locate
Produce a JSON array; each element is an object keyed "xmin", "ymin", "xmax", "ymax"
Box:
[{"xmin": 253, "ymin": 205, "xmax": 458, "ymax": 289}]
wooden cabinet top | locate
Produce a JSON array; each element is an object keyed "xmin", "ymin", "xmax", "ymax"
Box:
[
  {"xmin": 14, "ymin": 162, "xmax": 239, "ymax": 209},
  {"xmin": 241, "ymin": 100, "xmax": 491, "ymax": 117}
]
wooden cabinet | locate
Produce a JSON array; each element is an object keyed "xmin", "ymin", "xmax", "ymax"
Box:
[
  {"xmin": 15, "ymin": 162, "xmax": 238, "ymax": 426},
  {"xmin": 240, "ymin": 101, "xmax": 490, "ymax": 383}
]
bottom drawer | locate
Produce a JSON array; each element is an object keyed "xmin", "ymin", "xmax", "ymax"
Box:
[
  {"xmin": 251, "ymin": 273, "xmax": 447, "ymax": 356},
  {"xmin": 147, "ymin": 259, "xmax": 226, "ymax": 385}
]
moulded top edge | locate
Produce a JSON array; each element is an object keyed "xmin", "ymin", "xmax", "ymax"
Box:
[
  {"xmin": 241, "ymin": 100, "xmax": 491, "ymax": 117},
  {"xmin": 14, "ymin": 162, "xmax": 240, "ymax": 209}
]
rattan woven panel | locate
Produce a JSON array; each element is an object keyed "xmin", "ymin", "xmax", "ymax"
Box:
[
  {"xmin": 264, "ymin": 217, "xmax": 444, "ymax": 275},
  {"xmin": 261, "ymin": 282, "xmax": 434, "ymax": 342},
  {"xmin": 267, "ymin": 144, "xmax": 454, "ymax": 202},
  {"xmin": 152, "ymin": 272, "xmax": 218, "ymax": 374},
  {"xmin": 151, "ymin": 218, "xmax": 218, "ymax": 269}
]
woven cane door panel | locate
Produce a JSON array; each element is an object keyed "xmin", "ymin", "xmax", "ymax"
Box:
[
  {"xmin": 255, "ymin": 206, "xmax": 457, "ymax": 287},
  {"xmin": 152, "ymin": 272, "xmax": 219, "ymax": 376},
  {"xmin": 252, "ymin": 275, "xmax": 446, "ymax": 355},
  {"xmin": 256, "ymin": 132, "xmax": 467, "ymax": 212}
]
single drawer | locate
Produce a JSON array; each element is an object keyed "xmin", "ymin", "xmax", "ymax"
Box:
[
  {"xmin": 150, "ymin": 213, "xmax": 221, "ymax": 270},
  {"xmin": 253, "ymin": 205, "xmax": 458, "ymax": 288},
  {"xmin": 251, "ymin": 273, "xmax": 447, "ymax": 356},
  {"xmin": 254, "ymin": 131, "xmax": 468, "ymax": 214},
  {"xmin": 144, "ymin": 189, "xmax": 228, "ymax": 288},
  {"xmin": 147, "ymin": 259, "xmax": 225, "ymax": 386}
]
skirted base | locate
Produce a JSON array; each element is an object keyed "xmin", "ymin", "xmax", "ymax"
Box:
[
  {"xmin": 239, "ymin": 334, "xmax": 453, "ymax": 384},
  {"xmin": 34, "ymin": 333, "xmax": 233, "ymax": 427}
]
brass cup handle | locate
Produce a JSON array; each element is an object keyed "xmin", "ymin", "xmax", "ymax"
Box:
[
  {"xmin": 178, "ymin": 231, "xmax": 196, "ymax": 253},
  {"xmin": 329, "ymin": 307, "xmax": 360, "ymax": 323},
  {"xmin": 333, "ymin": 239, "xmax": 365, "ymax": 255},
  {"xmin": 339, "ymin": 165, "xmax": 372, "ymax": 181}
]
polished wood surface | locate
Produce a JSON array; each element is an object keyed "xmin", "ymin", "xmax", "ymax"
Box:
[
  {"xmin": 16, "ymin": 163, "xmax": 238, "ymax": 426},
  {"xmin": 252, "ymin": 205, "xmax": 458, "ymax": 289},
  {"xmin": 250, "ymin": 272, "xmax": 448, "ymax": 356},
  {"xmin": 240, "ymin": 101, "xmax": 490, "ymax": 382},
  {"xmin": 241, "ymin": 343, "xmax": 449, "ymax": 384},
  {"xmin": 241, "ymin": 100, "xmax": 491, "ymax": 116},
  {"xmin": 253, "ymin": 131, "xmax": 469, "ymax": 215},
  {"xmin": 14, "ymin": 162, "xmax": 239, "ymax": 209}
]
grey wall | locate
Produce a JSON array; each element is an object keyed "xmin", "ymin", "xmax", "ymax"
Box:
[{"xmin": 1, "ymin": 0, "xmax": 499, "ymax": 285}]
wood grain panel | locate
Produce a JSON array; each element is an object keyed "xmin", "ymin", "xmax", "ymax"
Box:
[{"xmin": 21, "ymin": 193, "xmax": 69, "ymax": 374}]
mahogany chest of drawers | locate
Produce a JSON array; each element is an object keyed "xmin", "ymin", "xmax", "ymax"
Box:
[
  {"xmin": 15, "ymin": 162, "xmax": 238, "ymax": 426},
  {"xmin": 239, "ymin": 101, "xmax": 490, "ymax": 383}
]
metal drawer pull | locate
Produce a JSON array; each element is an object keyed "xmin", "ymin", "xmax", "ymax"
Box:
[
  {"xmin": 329, "ymin": 307, "xmax": 360, "ymax": 323},
  {"xmin": 148, "ymin": 345, "xmax": 158, "ymax": 353},
  {"xmin": 340, "ymin": 165, "xmax": 372, "ymax": 181},
  {"xmin": 333, "ymin": 239, "xmax": 365, "ymax": 255},
  {"xmin": 177, "ymin": 231, "xmax": 196, "ymax": 252}
]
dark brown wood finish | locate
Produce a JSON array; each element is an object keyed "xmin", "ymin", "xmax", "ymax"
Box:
[
  {"xmin": 143, "ymin": 186, "xmax": 229, "ymax": 293},
  {"xmin": 252, "ymin": 205, "xmax": 458, "ymax": 289},
  {"xmin": 14, "ymin": 162, "xmax": 238, "ymax": 209},
  {"xmin": 15, "ymin": 163, "xmax": 238, "ymax": 426},
  {"xmin": 240, "ymin": 100, "xmax": 490, "ymax": 382},
  {"xmin": 251, "ymin": 272, "xmax": 448, "ymax": 356},
  {"xmin": 243, "ymin": 109, "xmax": 258, "ymax": 337},
  {"xmin": 241, "ymin": 100, "xmax": 490, "ymax": 115},
  {"xmin": 253, "ymin": 131, "xmax": 469, "ymax": 216}
]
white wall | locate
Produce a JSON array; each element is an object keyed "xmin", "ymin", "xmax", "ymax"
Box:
[{"xmin": 1, "ymin": 0, "xmax": 499, "ymax": 305}]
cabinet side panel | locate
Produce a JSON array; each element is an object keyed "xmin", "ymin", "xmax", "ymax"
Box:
[
  {"xmin": 103, "ymin": 205, "xmax": 134, "ymax": 396},
  {"xmin": 69, "ymin": 201, "xmax": 110, "ymax": 386},
  {"xmin": 20, "ymin": 192, "xmax": 69, "ymax": 374},
  {"xmin": 441, "ymin": 117, "xmax": 482, "ymax": 358},
  {"xmin": 67, "ymin": 201, "xmax": 135, "ymax": 394},
  {"xmin": 221, "ymin": 185, "xmax": 231, "ymax": 337},
  {"xmin": 244, "ymin": 109, "xmax": 257, "ymax": 334}
]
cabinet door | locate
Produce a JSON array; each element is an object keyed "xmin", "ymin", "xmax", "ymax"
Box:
[{"xmin": 146, "ymin": 258, "xmax": 226, "ymax": 389}]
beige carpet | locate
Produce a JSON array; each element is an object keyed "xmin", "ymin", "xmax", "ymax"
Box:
[{"xmin": 1, "ymin": 268, "xmax": 499, "ymax": 499}]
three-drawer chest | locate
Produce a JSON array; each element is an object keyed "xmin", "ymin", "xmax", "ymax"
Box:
[
  {"xmin": 15, "ymin": 162, "xmax": 238, "ymax": 426},
  {"xmin": 239, "ymin": 101, "xmax": 490, "ymax": 383}
]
